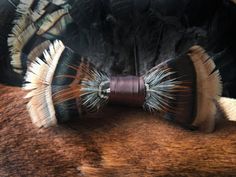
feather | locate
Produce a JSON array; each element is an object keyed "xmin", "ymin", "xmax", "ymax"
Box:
[
  {"xmin": 80, "ymin": 60, "xmax": 109, "ymax": 112},
  {"xmin": 28, "ymin": 40, "xmax": 51, "ymax": 62},
  {"xmin": 51, "ymin": 0, "xmax": 67, "ymax": 6},
  {"xmin": 69, "ymin": 0, "xmax": 102, "ymax": 27},
  {"xmin": 188, "ymin": 46, "xmax": 222, "ymax": 132},
  {"xmin": 8, "ymin": 22, "xmax": 37, "ymax": 73},
  {"xmin": 143, "ymin": 67, "xmax": 186, "ymax": 113},
  {"xmin": 31, "ymin": 1, "xmax": 49, "ymax": 22},
  {"xmin": 24, "ymin": 39, "xmax": 110, "ymax": 126},
  {"xmin": 218, "ymin": 97, "xmax": 236, "ymax": 121},
  {"xmin": 37, "ymin": 9, "xmax": 70, "ymax": 35},
  {"xmin": 8, "ymin": 0, "xmax": 34, "ymax": 67},
  {"xmin": 23, "ymin": 40, "xmax": 65, "ymax": 127},
  {"xmin": 43, "ymin": 13, "xmax": 73, "ymax": 36},
  {"xmin": 8, "ymin": 0, "xmax": 44, "ymax": 73},
  {"xmin": 231, "ymin": 0, "xmax": 236, "ymax": 4},
  {"xmin": 16, "ymin": 0, "xmax": 34, "ymax": 15},
  {"xmin": 8, "ymin": 0, "xmax": 73, "ymax": 74},
  {"xmin": 51, "ymin": 57, "xmax": 109, "ymax": 113}
]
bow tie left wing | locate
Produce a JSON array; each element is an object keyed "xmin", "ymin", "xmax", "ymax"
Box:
[{"xmin": 24, "ymin": 40, "xmax": 110, "ymax": 127}]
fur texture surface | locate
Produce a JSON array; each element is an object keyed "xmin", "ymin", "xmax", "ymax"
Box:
[{"xmin": 0, "ymin": 85, "xmax": 236, "ymax": 177}]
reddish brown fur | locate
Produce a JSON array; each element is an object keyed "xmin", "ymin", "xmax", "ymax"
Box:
[{"xmin": 0, "ymin": 85, "xmax": 236, "ymax": 177}]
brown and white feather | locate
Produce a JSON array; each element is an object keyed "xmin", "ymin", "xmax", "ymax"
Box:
[
  {"xmin": 188, "ymin": 46, "xmax": 222, "ymax": 132},
  {"xmin": 218, "ymin": 97, "xmax": 236, "ymax": 121},
  {"xmin": 24, "ymin": 40, "xmax": 65, "ymax": 127}
]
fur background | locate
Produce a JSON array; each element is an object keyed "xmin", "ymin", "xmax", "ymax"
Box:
[{"xmin": 0, "ymin": 85, "xmax": 235, "ymax": 177}]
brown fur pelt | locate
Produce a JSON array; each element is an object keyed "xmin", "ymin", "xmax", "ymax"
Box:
[{"xmin": 0, "ymin": 84, "xmax": 236, "ymax": 177}]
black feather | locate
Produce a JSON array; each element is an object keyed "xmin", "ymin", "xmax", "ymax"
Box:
[{"xmin": 0, "ymin": 0, "xmax": 236, "ymax": 99}]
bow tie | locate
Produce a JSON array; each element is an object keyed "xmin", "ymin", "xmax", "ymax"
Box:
[{"xmin": 24, "ymin": 40, "xmax": 223, "ymax": 132}]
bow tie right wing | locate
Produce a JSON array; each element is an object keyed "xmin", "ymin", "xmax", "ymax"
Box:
[{"xmin": 143, "ymin": 46, "xmax": 222, "ymax": 132}]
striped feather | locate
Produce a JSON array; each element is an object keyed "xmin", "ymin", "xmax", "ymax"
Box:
[
  {"xmin": 46, "ymin": 14, "xmax": 73, "ymax": 36},
  {"xmin": 37, "ymin": 9, "xmax": 69, "ymax": 35},
  {"xmin": 15, "ymin": 0, "xmax": 34, "ymax": 15},
  {"xmin": 31, "ymin": 3, "xmax": 48, "ymax": 22},
  {"xmin": 8, "ymin": 0, "xmax": 72, "ymax": 73},
  {"xmin": 8, "ymin": 23, "xmax": 37, "ymax": 73},
  {"xmin": 28, "ymin": 40, "xmax": 51, "ymax": 62}
]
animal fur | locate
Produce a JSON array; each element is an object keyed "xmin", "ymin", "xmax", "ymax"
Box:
[{"xmin": 0, "ymin": 85, "xmax": 236, "ymax": 176}]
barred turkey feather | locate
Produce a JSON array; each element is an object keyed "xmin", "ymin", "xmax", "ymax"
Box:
[
  {"xmin": 8, "ymin": 0, "xmax": 72, "ymax": 74},
  {"xmin": 16, "ymin": 0, "xmax": 34, "ymax": 15},
  {"xmin": 28, "ymin": 40, "xmax": 51, "ymax": 62},
  {"xmin": 37, "ymin": 9, "xmax": 70, "ymax": 35},
  {"xmin": 8, "ymin": 23, "xmax": 37, "ymax": 73}
]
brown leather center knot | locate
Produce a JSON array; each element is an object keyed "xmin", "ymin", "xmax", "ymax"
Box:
[{"xmin": 109, "ymin": 76, "xmax": 145, "ymax": 106}]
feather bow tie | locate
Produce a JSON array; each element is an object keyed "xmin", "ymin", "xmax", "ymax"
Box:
[{"xmin": 24, "ymin": 40, "xmax": 224, "ymax": 132}]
